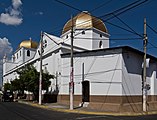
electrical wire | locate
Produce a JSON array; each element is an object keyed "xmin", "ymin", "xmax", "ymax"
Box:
[
  {"xmin": 74, "ymin": 37, "xmax": 142, "ymax": 41},
  {"xmin": 105, "ymin": 21, "xmax": 142, "ymax": 36},
  {"xmin": 147, "ymin": 23, "xmax": 157, "ymax": 35},
  {"xmin": 90, "ymin": 0, "xmax": 113, "ymax": 12},
  {"xmin": 54, "ymin": 0, "xmax": 82, "ymax": 12},
  {"xmin": 112, "ymin": 13, "xmax": 143, "ymax": 38},
  {"xmin": 101, "ymin": 0, "xmax": 148, "ymax": 21},
  {"xmin": 51, "ymin": 0, "xmax": 148, "ymax": 38}
]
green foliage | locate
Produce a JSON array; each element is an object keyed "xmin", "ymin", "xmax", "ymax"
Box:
[
  {"xmin": 10, "ymin": 65, "xmax": 54, "ymax": 100},
  {"xmin": 4, "ymin": 83, "xmax": 12, "ymax": 91}
]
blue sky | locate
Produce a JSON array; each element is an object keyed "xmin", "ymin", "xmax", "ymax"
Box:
[
  {"xmin": 0, "ymin": 0, "xmax": 157, "ymax": 86},
  {"xmin": 0, "ymin": 0, "xmax": 157, "ymax": 57}
]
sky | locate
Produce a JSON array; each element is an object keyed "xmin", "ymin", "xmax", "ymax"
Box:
[{"xmin": 0, "ymin": 0, "xmax": 157, "ymax": 86}]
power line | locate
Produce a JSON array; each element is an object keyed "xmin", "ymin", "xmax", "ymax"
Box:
[
  {"xmin": 54, "ymin": 0, "xmax": 82, "ymax": 12},
  {"xmin": 52, "ymin": 0, "xmax": 148, "ymax": 37},
  {"xmin": 90, "ymin": 0, "xmax": 113, "ymax": 12},
  {"xmin": 112, "ymin": 13, "xmax": 143, "ymax": 38},
  {"xmin": 105, "ymin": 21, "xmax": 142, "ymax": 36},
  {"xmin": 51, "ymin": 0, "xmax": 113, "ymax": 35},
  {"xmin": 148, "ymin": 41, "xmax": 157, "ymax": 49},
  {"xmin": 74, "ymin": 37, "xmax": 142, "ymax": 41},
  {"xmin": 100, "ymin": 0, "xmax": 148, "ymax": 20},
  {"xmin": 147, "ymin": 23, "xmax": 157, "ymax": 35}
]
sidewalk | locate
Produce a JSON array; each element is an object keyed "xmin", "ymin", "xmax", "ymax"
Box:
[{"xmin": 18, "ymin": 100, "xmax": 157, "ymax": 116}]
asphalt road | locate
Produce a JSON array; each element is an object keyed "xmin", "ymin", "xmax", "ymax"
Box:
[{"xmin": 0, "ymin": 102, "xmax": 157, "ymax": 120}]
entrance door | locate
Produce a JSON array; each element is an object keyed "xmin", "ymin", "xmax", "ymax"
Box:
[{"xmin": 82, "ymin": 81, "xmax": 90, "ymax": 102}]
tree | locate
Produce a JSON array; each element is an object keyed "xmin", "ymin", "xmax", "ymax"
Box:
[
  {"xmin": 3, "ymin": 83, "xmax": 12, "ymax": 92},
  {"xmin": 11, "ymin": 78, "xmax": 24, "ymax": 94},
  {"xmin": 12, "ymin": 65, "xmax": 54, "ymax": 100}
]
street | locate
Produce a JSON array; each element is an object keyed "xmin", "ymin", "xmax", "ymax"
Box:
[{"xmin": 1, "ymin": 102, "xmax": 157, "ymax": 120}]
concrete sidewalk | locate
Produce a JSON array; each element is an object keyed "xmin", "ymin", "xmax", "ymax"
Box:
[{"xmin": 18, "ymin": 100, "xmax": 157, "ymax": 116}]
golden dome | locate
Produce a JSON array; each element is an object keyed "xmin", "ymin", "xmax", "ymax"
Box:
[
  {"xmin": 62, "ymin": 11, "xmax": 108, "ymax": 34},
  {"xmin": 19, "ymin": 39, "xmax": 38, "ymax": 49}
]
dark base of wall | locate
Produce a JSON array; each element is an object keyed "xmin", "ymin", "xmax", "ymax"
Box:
[{"xmin": 57, "ymin": 95, "xmax": 157, "ymax": 112}]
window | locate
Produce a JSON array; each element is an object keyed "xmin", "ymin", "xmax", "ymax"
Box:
[
  {"xmin": 100, "ymin": 34, "xmax": 102, "ymax": 37},
  {"xmin": 66, "ymin": 35, "xmax": 68, "ymax": 39},
  {"xmin": 27, "ymin": 50, "xmax": 30, "ymax": 57},
  {"xmin": 20, "ymin": 51, "xmax": 21, "ymax": 56},
  {"xmin": 17, "ymin": 53, "xmax": 18, "ymax": 59},
  {"xmin": 99, "ymin": 41, "xmax": 102, "ymax": 48},
  {"xmin": 43, "ymin": 40, "xmax": 47, "ymax": 48},
  {"xmin": 82, "ymin": 30, "xmax": 85, "ymax": 34}
]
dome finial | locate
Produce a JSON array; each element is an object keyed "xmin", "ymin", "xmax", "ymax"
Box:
[
  {"xmin": 82, "ymin": 11, "xmax": 88, "ymax": 13},
  {"xmin": 29, "ymin": 37, "xmax": 32, "ymax": 41}
]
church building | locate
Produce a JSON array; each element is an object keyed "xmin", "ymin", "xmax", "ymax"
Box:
[{"xmin": 3, "ymin": 11, "xmax": 157, "ymax": 112}]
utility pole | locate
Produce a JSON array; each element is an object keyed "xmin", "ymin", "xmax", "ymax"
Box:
[
  {"xmin": 39, "ymin": 31, "xmax": 43, "ymax": 105},
  {"xmin": 143, "ymin": 18, "xmax": 147, "ymax": 112},
  {"xmin": 70, "ymin": 15, "xmax": 74, "ymax": 110}
]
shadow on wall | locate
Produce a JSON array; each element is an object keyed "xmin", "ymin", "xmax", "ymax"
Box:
[{"xmin": 123, "ymin": 50, "xmax": 156, "ymax": 78}]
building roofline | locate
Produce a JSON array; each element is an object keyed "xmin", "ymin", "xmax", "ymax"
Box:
[{"xmin": 61, "ymin": 46, "xmax": 157, "ymax": 61}]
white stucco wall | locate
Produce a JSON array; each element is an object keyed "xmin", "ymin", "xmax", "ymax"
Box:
[
  {"xmin": 122, "ymin": 51, "xmax": 143, "ymax": 95},
  {"xmin": 61, "ymin": 50, "xmax": 123, "ymax": 96},
  {"xmin": 122, "ymin": 50, "xmax": 157, "ymax": 96},
  {"xmin": 62, "ymin": 29, "xmax": 109, "ymax": 51},
  {"xmin": 92, "ymin": 29, "xmax": 109, "ymax": 49}
]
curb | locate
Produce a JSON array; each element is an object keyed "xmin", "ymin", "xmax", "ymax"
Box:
[{"xmin": 18, "ymin": 101, "xmax": 157, "ymax": 116}]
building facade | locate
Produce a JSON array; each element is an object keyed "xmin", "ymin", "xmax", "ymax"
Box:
[{"xmin": 3, "ymin": 12, "xmax": 157, "ymax": 112}]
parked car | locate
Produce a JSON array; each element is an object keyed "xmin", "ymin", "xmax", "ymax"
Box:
[{"xmin": 2, "ymin": 91, "xmax": 14, "ymax": 102}]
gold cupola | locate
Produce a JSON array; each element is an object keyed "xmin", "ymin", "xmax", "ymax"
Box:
[
  {"xmin": 62, "ymin": 11, "xmax": 108, "ymax": 35},
  {"xmin": 19, "ymin": 38, "xmax": 38, "ymax": 49}
]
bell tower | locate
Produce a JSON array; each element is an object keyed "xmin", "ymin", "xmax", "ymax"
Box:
[{"xmin": 61, "ymin": 11, "xmax": 110, "ymax": 50}]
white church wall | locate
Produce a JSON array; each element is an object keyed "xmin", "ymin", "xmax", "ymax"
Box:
[
  {"xmin": 24, "ymin": 49, "xmax": 36, "ymax": 62},
  {"xmin": 74, "ymin": 29, "xmax": 93, "ymax": 50},
  {"xmin": 122, "ymin": 51, "xmax": 143, "ymax": 95},
  {"xmin": 122, "ymin": 50, "xmax": 157, "ymax": 96},
  {"xmin": 38, "ymin": 49, "xmax": 62, "ymax": 93},
  {"xmin": 62, "ymin": 29, "xmax": 109, "ymax": 51},
  {"xmin": 121, "ymin": 50, "xmax": 157, "ymax": 96},
  {"xmin": 61, "ymin": 50, "xmax": 123, "ymax": 96},
  {"xmin": 147, "ymin": 63, "xmax": 157, "ymax": 95},
  {"xmin": 5, "ymin": 62, "xmax": 18, "ymax": 74},
  {"xmin": 92, "ymin": 29, "xmax": 109, "ymax": 49},
  {"xmin": 62, "ymin": 29, "xmax": 93, "ymax": 50},
  {"xmin": 14, "ymin": 48, "xmax": 23, "ymax": 64},
  {"xmin": 3, "ymin": 72, "xmax": 16, "ymax": 84},
  {"xmin": 154, "ymin": 69, "xmax": 157, "ymax": 95},
  {"xmin": 33, "ymin": 33, "xmax": 61, "ymax": 61}
]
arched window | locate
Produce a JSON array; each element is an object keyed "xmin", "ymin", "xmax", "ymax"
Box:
[
  {"xmin": 99, "ymin": 40, "xmax": 102, "ymax": 48},
  {"xmin": 27, "ymin": 50, "xmax": 30, "ymax": 57},
  {"xmin": 17, "ymin": 53, "xmax": 18, "ymax": 59}
]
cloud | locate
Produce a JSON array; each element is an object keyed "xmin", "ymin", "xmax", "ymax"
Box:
[
  {"xmin": 0, "ymin": 37, "xmax": 13, "ymax": 87},
  {"xmin": 0, "ymin": 13, "xmax": 22, "ymax": 25},
  {"xmin": 12, "ymin": 0, "xmax": 22, "ymax": 9},
  {"xmin": 0, "ymin": 37, "xmax": 13, "ymax": 59},
  {"xmin": 0, "ymin": 0, "xmax": 23, "ymax": 25}
]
